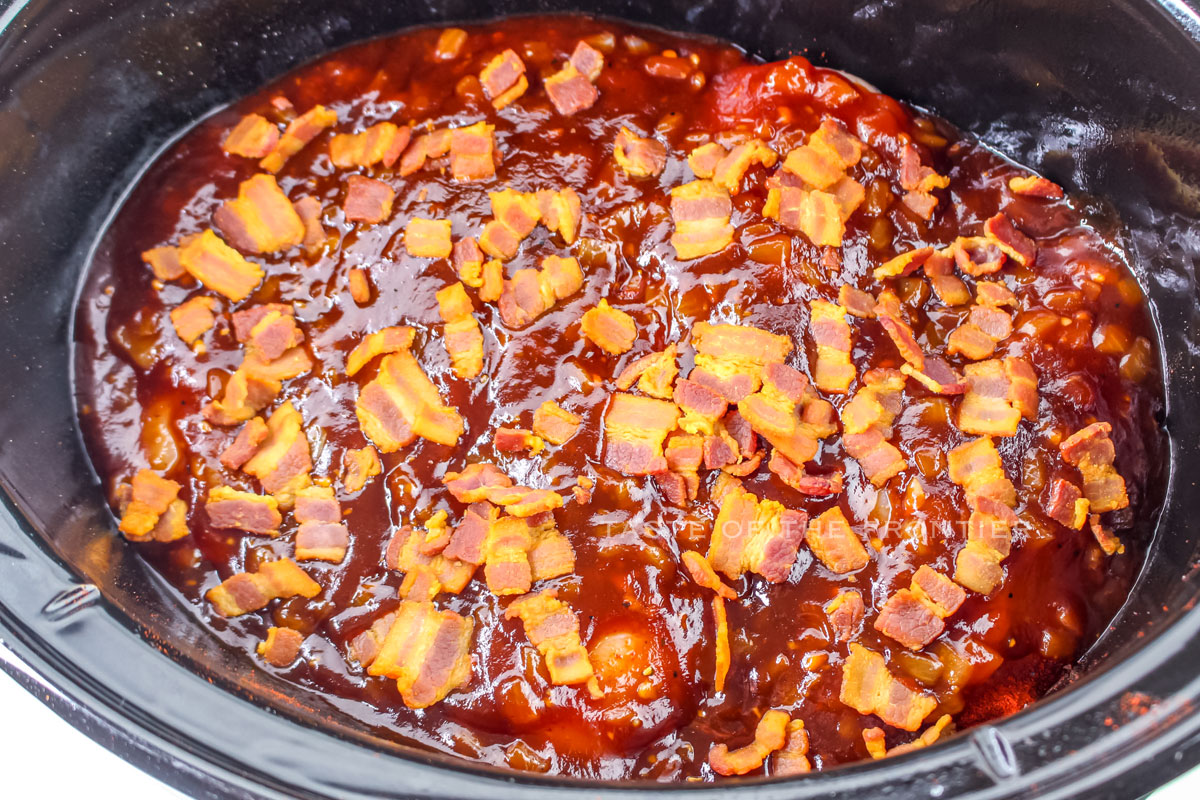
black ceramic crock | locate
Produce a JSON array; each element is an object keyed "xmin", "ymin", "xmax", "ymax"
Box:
[{"xmin": 2, "ymin": 1, "xmax": 1200, "ymax": 797}]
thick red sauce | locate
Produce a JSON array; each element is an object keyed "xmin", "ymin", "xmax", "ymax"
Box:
[{"xmin": 74, "ymin": 15, "xmax": 1163, "ymax": 780}]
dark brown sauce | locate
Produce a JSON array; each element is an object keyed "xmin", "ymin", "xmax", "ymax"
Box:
[{"xmin": 73, "ymin": 14, "xmax": 1163, "ymax": 780}]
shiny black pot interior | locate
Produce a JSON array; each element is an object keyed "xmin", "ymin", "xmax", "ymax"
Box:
[{"xmin": 2, "ymin": 1, "xmax": 1200, "ymax": 798}]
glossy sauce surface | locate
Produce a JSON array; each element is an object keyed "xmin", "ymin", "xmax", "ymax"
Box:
[{"xmin": 74, "ymin": 15, "xmax": 1163, "ymax": 780}]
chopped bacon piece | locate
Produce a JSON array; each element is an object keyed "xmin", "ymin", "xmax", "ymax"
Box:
[
  {"xmin": 984, "ymin": 212, "xmax": 1037, "ymax": 267},
  {"xmin": 481, "ymin": 515, "xmax": 533, "ymax": 595},
  {"xmin": 443, "ymin": 501, "xmax": 497, "ymax": 565},
  {"xmin": 897, "ymin": 143, "xmax": 948, "ymax": 220},
  {"xmin": 397, "ymin": 128, "xmax": 452, "ymax": 176},
  {"xmin": 948, "ymin": 436, "xmax": 1016, "ymax": 510},
  {"xmin": 709, "ymin": 709, "xmax": 790, "ymax": 776},
  {"xmin": 902, "ymin": 190, "xmax": 938, "ymax": 219},
  {"xmin": 142, "ymin": 245, "xmax": 185, "ymax": 281},
  {"xmin": 208, "ymin": 557, "xmax": 320, "ymax": 618},
  {"xmin": 874, "ymin": 290, "xmax": 924, "ymax": 369},
  {"xmin": 443, "ymin": 462, "xmax": 513, "ymax": 503},
  {"xmin": 340, "ymin": 444, "xmax": 381, "ymax": 494},
  {"xmin": 570, "ymin": 40, "xmax": 605, "ymax": 81},
  {"xmin": 170, "ymin": 295, "xmax": 217, "ymax": 345},
  {"xmin": 670, "ymin": 179, "xmax": 734, "ymax": 260},
  {"xmin": 886, "ymin": 715, "xmax": 955, "ymax": 758},
  {"xmin": 839, "ymin": 285, "xmax": 877, "ymax": 319},
  {"xmin": 448, "ymin": 121, "xmax": 497, "ymax": 181},
  {"xmin": 506, "ymin": 591, "xmax": 600, "ymax": 695},
  {"xmin": 805, "ymin": 507, "xmax": 869, "ymax": 574},
  {"xmin": 782, "ymin": 118, "xmax": 863, "ymax": 190},
  {"xmin": 534, "ymin": 187, "xmax": 582, "ymax": 244},
  {"xmin": 292, "ymin": 196, "xmax": 326, "ymax": 256},
  {"xmin": 675, "ymin": 377, "xmax": 728, "ymax": 436},
  {"xmin": 572, "ymin": 476, "xmax": 594, "ymax": 505},
  {"xmin": 976, "ymin": 280, "xmax": 1017, "ymax": 307},
  {"xmin": 1060, "ymin": 421, "xmax": 1129, "ymax": 513},
  {"xmin": 875, "ymin": 588, "xmax": 946, "ymax": 650},
  {"xmin": 1009, "ymin": 174, "xmax": 1064, "ymax": 199},
  {"xmin": 436, "ymin": 282, "xmax": 484, "ymax": 380},
  {"xmin": 930, "ymin": 274, "xmax": 973, "ymax": 307},
  {"xmin": 117, "ymin": 469, "xmax": 185, "ymax": 542},
  {"xmin": 1090, "ymin": 514, "xmax": 1125, "ymax": 556},
  {"xmin": 480, "ymin": 49, "xmax": 528, "ymax": 109},
  {"xmin": 614, "ymin": 344, "xmax": 678, "ymax": 399},
  {"xmin": 480, "ymin": 188, "xmax": 541, "ymax": 259},
  {"xmin": 368, "ymin": 600, "xmax": 474, "ymax": 708},
  {"xmin": 203, "ymin": 368, "xmax": 281, "ymax": 427},
  {"xmin": 688, "ymin": 142, "xmax": 727, "ymax": 178},
  {"xmin": 205, "ymin": 485, "xmax": 282, "ymax": 535},
  {"xmin": 260, "ymin": 104, "xmax": 338, "ymax": 173},
  {"xmin": 737, "ymin": 364, "xmax": 824, "ymax": 464},
  {"xmin": 545, "ymin": 63, "xmax": 599, "ymax": 116},
  {"xmin": 230, "ymin": 304, "xmax": 293, "ymax": 342},
  {"xmin": 242, "ymin": 308, "xmax": 303, "ymax": 362},
  {"xmin": 841, "ymin": 370, "xmax": 908, "ymax": 486},
  {"xmin": 349, "ymin": 611, "xmax": 396, "ymax": 668},
  {"xmin": 494, "ymin": 427, "xmax": 545, "ymax": 455},
  {"xmin": 825, "ymin": 589, "xmax": 865, "ymax": 642},
  {"xmin": 867, "ymin": 726, "xmax": 890, "ymax": 760},
  {"xmin": 256, "ymin": 626, "xmax": 303, "ymax": 667},
  {"xmin": 497, "ymin": 255, "xmax": 581, "ymax": 329},
  {"xmin": 708, "ymin": 486, "xmax": 807, "ymax": 582},
  {"xmin": 241, "ymin": 401, "xmax": 312, "ymax": 505},
  {"xmin": 345, "ymin": 325, "xmax": 415, "ymax": 377},
  {"xmin": 713, "ymin": 595, "xmax": 730, "ymax": 693},
  {"xmin": 386, "ymin": 523, "xmax": 477, "ymax": 598},
  {"xmin": 874, "ymin": 247, "xmax": 934, "ymax": 280},
  {"xmin": 951, "ymin": 236, "xmax": 1005, "ymax": 277},
  {"xmin": 452, "ymin": 237, "xmax": 485, "ymax": 287},
  {"xmin": 343, "ymin": 175, "xmax": 395, "ymax": 224},
  {"xmin": 946, "ymin": 322, "xmax": 998, "ymax": 361},
  {"xmin": 613, "ymin": 127, "xmax": 667, "ymax": 178},
  {"xmin": 532, "ymin": 400, "xmax": 582, "ymax": 445},
  {"xmin": 581, "ymin": 299, "xmax": 637, "ymax": 354},
  {"xmin": 958, "ymin": 358, "xmax": 1037, "ymax": 437},
  {"xmin": 839, "ymin": 643, "xmax": 937, "ymax": 731},
  {"xmin": 294, "ymin": 486, "xmax": 349, "ymax": 563},
  {"xmin": 682, "ymin": 550, "xmax": 736, "ymax": 599},
  {"xmin": 329, "ymin": 121, "xmax": 411, "ymax": 168},
  {"xmin": 691, "ymin": 322, "xmax": 792, "ymax": 402},
  {"xmin": 711, "ymin": 139, "xmax": 777, "ymax": 194},
  {"xmin": 485, "ymin": 484, "xmax": 564, "ymax": 518},
  {"xmin": 954, "ymin": 540, "xmax": 1006, "ymax": 595},
  {"xmin": 667, "ymin": 432, "xmax": 706, "ymax": 474},
  {"xmin": 529, "ymin": 518, "xmax": 576, "ymax": 581},
  {"xmin": 765, "ymin": 183, "xmax": 850, "ymax": 246},
  {"xmin": 913, "ymin": 564, "xmax": 967, "ymax": 616},
  {"xmin": 901, "ymin": 357, "xmax": 967, "ymax": 396},
  {"xmin": 774, "ymin": 719, "xmax": 812, "ymax": 776},
  {"xmin": 602, "ymin": 393, "xmax": 681, "ymax": 475},
  {"xmin": 404, "ymin": 217, "xmax": 452, "ymax": 259},
  {"xmin": 355, "ymin": 351, "xmax": 464, "ymax": 450},
  {"xmin": 220, "ymin": 416, "xmax": 269, "ymax": 471},
  {"xmin": 769, "ymin": 450, "xmax": 845, "ymax": 496},
  {"xmin": 223, "ymin": 113, "xmax": 280, "ymax": 159},
  {"xmin": 434, "ymin": 27, "xmax": 468, "ymax": 60},
  {"xmin": 478, "ymin": 258, "xmax": 504, "ymax": 302},
  {"xmin": 178, "ymin": 229, "xmax": 264, "ymax": 302},
  {"xmin": 810, "ymin": 298, "xmax": 855, "ymax": 393},
  {"xmin": 1044, "ymin": 478, "xmax": 1089, "ymax": 529}
]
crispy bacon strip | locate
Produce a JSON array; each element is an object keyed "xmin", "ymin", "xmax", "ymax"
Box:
[
  {"xmin": 179, "ymin": 229, "xmax": 264, "ymax": 302},
  {"xmin": 207, "ymin": 557, "xmax": 320, "ymax": 617},
  {"xmin": 345, "ymin": 325, "xmax": 416, "ymax": 377},
  {"xmin": 205, "ymin": 486, "xmax": 282, "ymax": 535},
  {"xmin": 343, "ymin": 175, "xmax": 395, "ymax": 224},
  {"xmin": 436, "ymin": 282, "xmax": 484, "ymax": 380},
  {"xmin": 484, "ymin": 484, "xmax": 564, "ymax": 518},
  {"xmin": 341, "ymin": 445, "xmax": 382, "ymax": 493},
  {"xmin": 480, "ymin": 48, "xmax": 528, "ymax": 109},
  {"xmin": 613, "ymin": 127, "xmax": 667, "ymax": 178},
  {"xmin": 874, "ymin": 289, "xmax": 924, "ymax": 369},
  {"xmin": 505, "ymin": 590, "xmax": 600, "ymax": 695},
  {"xmin": 1060, "ymin": 421, "xmax": 1129, "ymax": 513},
  {"xmin": 142, "ymin": 245, "xmax": 185, "ymax": 281},
  {"xmin": 355, "ymin": 351, "xmax": 465, "ymax": 450},
  {"xmin": 545, "ymin": 63, "xmax": 599, "ymax": 116},
  {"xmin": 810, "ymin": 298, "xmax": 855, "ymax": 393},
  {"xmin": 709, "ymin": 710, "xmax": 790, "ymax": 776},
  {"xmin": 688, "ymin": 142, "xmax": 726, "ymax": 178},
  {"xmin": 242, "ymin": 401, "xmax": 312, "ymax": 506},
  {"xmin": 294, "ymin": 485, "xmax": 349, "ymax": 563},
  {"xmin": 329, "ymin": 121, "xmax": 411, "ymax": 169},
  {"xmin": 368, "ymin": 600, "xmax": 474, "ymax": 708},
  {"xmin": 839, "ymin": 285, "xmax": 877, "ymax": 319},
  {"xmin": 805, "ymin": 506, "xmax": 869, "ymax": 574},
  {"xmin": 984, "ymin": 212, "xmax": 1037, "ymax": 267},
  {"xmin": 532, "ymin": 400, "xmax": 582, "ymax": 445},
  {"xmin": 479, "ymin": 515, "xmax": 534, "ymax": 595},
  {"xmin": 841, "ymin": 369, "xmax": 908, "ymax": 486},
  {"xmin": 691, "ymin": 322, "xmax": 792, "ymax": 403},
  {"xmin": 898, "ymin": 142, "xmax": 949, "ymax": 220},
  {"xmin": 260, "ymin": 104, "xmax": 338, "ymax": 173},
  {"xmin": 975, "ymin": 280, "xmax": 1017, "ymax": 308},
  {"xmin": 958, "ymin": 357, "xmax": 1038, "ymax": 437},
  {"xmin": 930, "ymin": 273, "xmax": 973, "ymax": 307},
  {"xmin": 529, "ymin": 516, "xmax": 576, "ymax": 581},
  {"xmin": 223, "ymin": 113, "xmax": 280, "ymax": 159},
  {"xmin": 1009, "ymin": 174, "xmax": 1064, "ymax": 199},
  {"xmin": 406, "ymin": 217, "xmax": 453, "ymax": 259},
  {"xmin": 494, "ymin": 427, "xmax": 545, "ymax": 455},
  {"xmin": 670, "ymin": 179, "xmax": 734, "ymax": 260},
  {"xmin": 602, "ymin": 392, "xmax": 681, "ymax": 475},
  {"xmin": 1090, "ymin": 514, "xmax": 1125, "ymax": 556},
  {"xmin": 240, "ymin": 307, "xmax": 304, "ymax": 362},
  {"xmin": 441, "ymin": 501, "xmax": 497, "ymax": 565},
  {"xmin": 614, "ymin": 344, "xmax": 678, "ymax": 399},
  {"xmin": 874, "ymin": 246, "xmax": 934, "ymax": 280},
  {"xmin": 581, "ymin": 299, "xmax": 637, "ymax": 354},
  {"xmin": 901, "ymin": 357, "xmax": 967, "ymax": 396},
  {"xmin": 214, "ymin": 174, "xmax": 305, "ymax": 254},
  {"xmin": 170, "ymin": 296, "xmax": 217, "ymax": 345},
  {"xmin": 480, "ymin": 189, "xmax": 540, "ymax": 260},
  {"xmin": 840, "ymin": 643, "xmax": 937, "ymax": 731},
  {"xmin": 257, "ymin": 626, "xmax": 303, "ymax": 667},
  {"xmin": 825, "ymin": 589, "xmax": 864, "ymax": 642},
  {"xmin": 118, "ymin": 469, "xmax": 186, "ymax": 542},
  {"xmin": 708, "ymin": 485, "xmax": 807, "ymax": 582}
]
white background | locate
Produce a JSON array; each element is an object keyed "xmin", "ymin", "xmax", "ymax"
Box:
[{"xmin": 0, "ymin": 666, "xmax": 1194, "ymax": 799}]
